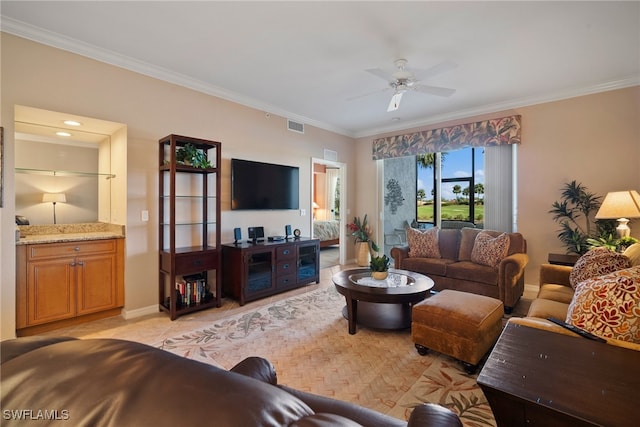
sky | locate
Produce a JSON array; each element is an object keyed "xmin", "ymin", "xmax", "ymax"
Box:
[{"xmin": 417, "ymin": 147, "xmax": 484, "ymax": 201}]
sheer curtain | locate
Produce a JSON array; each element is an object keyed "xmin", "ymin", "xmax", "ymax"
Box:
[
  {"xmin": 483, "ymin": 144, "xmax": 517, "ymax": 232},
  {"xmin": 325, "ymin": 168, "xmax": 339, "ymax": 220}
]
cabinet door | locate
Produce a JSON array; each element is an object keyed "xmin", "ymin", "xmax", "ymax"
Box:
[
  {"xmin": 27, "ymin": 258, "xmax": 76, "ymax": 326},
  {"xmin": 297, "ymin": 242, "xmax": 319, "ymax": 282},
  {"xmin": 76, "ymin": 253, "xmax": 118, "ymax": 315},
  {"xmin": 244, "ymin": 250, "xmax": 275, "ymax": 299}
]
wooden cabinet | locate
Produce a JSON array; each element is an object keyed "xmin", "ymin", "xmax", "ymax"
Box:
[
  {"xmin": 16, "ymin": 238, "xmax": 125, "ymax": 335},
  {"xmin": 158, "ymin": 135, "xmax": 221, "ymax": 320},
  {"xmin": 222, "ymin": 238, "xmax": 320, "ymax": 305},
  {"xmin": 478, "ymin": 323, "xmax": 638, "ymax": 427}
]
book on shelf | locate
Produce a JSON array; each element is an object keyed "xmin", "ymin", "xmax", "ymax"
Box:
[{"xmin": 174, "ymin": 273, "xmax": 212, "ymax": 307}]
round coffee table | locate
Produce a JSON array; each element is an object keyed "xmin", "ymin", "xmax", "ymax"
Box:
[{"xmin": 332, "ymin": 268, "xmax": 434, "ymax": 334}]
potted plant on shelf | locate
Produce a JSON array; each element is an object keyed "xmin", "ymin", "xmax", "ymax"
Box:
[
  {"xmin": 347, "ymin": 214, "xmax": 379, "ymax": 266},
  {"xmin": 370, "ymin": 254, "xmax": 390, "ymax": 280},
  {"xmin": 176, "ymin": 143, "xmax": 212, "ymax": 169}
]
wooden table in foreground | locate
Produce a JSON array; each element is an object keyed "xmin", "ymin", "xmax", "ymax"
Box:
[{"xmin": 477, "ymin": 323, "xmax": 640, "ymax": 427}]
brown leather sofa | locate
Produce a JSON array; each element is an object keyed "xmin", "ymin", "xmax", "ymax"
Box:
[
  {"xmin": 0, "ymin": 336, "xmax": 463, "ymax": 427},
  {"xmin": 391, "ymin": 228, "xmax": 528, "ymax": 312}
]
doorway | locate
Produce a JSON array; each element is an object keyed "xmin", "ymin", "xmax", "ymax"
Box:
[{"xmin": 311, "ymin": 157, "xmax": 346, "ymax": 268}]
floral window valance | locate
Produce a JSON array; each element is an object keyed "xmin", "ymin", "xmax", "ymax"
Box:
[{"xmin": 372, "ymin": 115, "xmax": 521, "ymax": 160}]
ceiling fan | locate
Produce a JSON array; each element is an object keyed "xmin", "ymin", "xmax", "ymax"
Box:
[{"xmin": 359, "ymin": 58, "xmax": 457, "ymax": 112}]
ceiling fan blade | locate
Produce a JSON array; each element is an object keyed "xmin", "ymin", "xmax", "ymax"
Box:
[
  {"xmin": 366, "ymin": 67, "xmax": 394, "ymax": 82},
  {"xmin": 387, "ymin": 92, "xmax": 403, "ymax": 112},
  {"xmin": 413, "ymin": 84, "xmax": 456, "ymax": 97},
  {"xmin": 347, "ymin": 87, "xmax": 391, "ymax": 101},
  {"xmin": 413, "ymin": 60, "xmax": 458, "ymax": 80}
]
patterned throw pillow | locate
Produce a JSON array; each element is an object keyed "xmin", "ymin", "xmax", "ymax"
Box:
[
  {"xmin": 407, "ymin": 227, "xmax": 441, "ymax": 258},
  {"xmin": 470, "ymin": 231, "xmax": 509, "ymax": 268},
  {"xmin": 569, "ymin": 247, "xmax": 631, "ymax": 289},
  {"xmin": 566, "ymin": 266, "xmax": 640, "ymax": 344},
  {"xmin": 623, "ymin": 243, "xmax": 640, "ymax": 266}
]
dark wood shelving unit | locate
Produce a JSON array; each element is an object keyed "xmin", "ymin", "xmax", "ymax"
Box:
[{"xmin": 158, "ymin": 134, "xmax": 221, "ymax": 320}]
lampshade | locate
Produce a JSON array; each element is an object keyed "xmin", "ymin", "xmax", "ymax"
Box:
[
  {"xmin": 42, "ymin": 193, "xmax": 67, "ymax": 203},
  {"xmin": 313, "ymin": 202, "xmax": 320, "ymax": 209},
  {"xmin": 595, "ymin": 190, "xmax": 640, "ymax": 238},
  {"xmin": 595, "ymin": 190, "xmax": 640, "ymax": 219}
]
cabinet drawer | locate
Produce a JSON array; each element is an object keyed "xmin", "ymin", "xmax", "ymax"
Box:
[
  {"xmin": 276, "ymin": 245, "xmax": 296, "ymax": 260},
  {"xmin": 28, "ymin": 240, "xmax": 117, "ymax": 260},
  {"xmin": 174, "ymin": 252, "xmax": 217, "ymax": 275},
  {"xmin": 276, "ymin": 273, "xmax": 297, "ymax": 289},
  {"xmin": 276, "ymin": 260, "xmax": 295, "ymax": 276}
]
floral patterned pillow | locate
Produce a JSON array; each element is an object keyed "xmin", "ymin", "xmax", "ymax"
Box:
[
  {"xmin": 566, "ymin": 266, "xmax": 640, "ymax": 344},
  {"xmin": 470, "ymin": 232, "xmax": 509, "ymax": 268},
  {"xmin": 407, "ymin": 227, "xmax": 441, "ymax": 259},
  {"xmin": 569, "ymin": 247, "xmax": 631, "ymax": 289}
]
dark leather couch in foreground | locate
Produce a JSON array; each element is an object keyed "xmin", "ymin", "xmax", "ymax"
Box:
[{"xmin": 0, "ymin": 336, "xmax": 462, "ymax": 427}]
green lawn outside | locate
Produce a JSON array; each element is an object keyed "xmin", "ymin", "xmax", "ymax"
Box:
[{"xmin": 417, "ymin": 203, "xmax": 484, "ymax": 222}]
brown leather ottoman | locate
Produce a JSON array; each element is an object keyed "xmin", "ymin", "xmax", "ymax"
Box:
[{"xmin": 412, "ymin": 290, "xmax": 503, "ymax": 374}]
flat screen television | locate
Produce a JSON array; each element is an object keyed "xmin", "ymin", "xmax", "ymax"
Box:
[{"xmin": 231, "ymin": 158, "xmax": 300, "ymax": 210}]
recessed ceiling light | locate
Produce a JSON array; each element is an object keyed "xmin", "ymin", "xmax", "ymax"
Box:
[
  {"xmin": 63, "ymin": 120, "xmax": 82, "ymax": 126},
  {"xmin": 56, "ymin": 131, "xmax": 72, "ymax": 137},
  {"xmin": 391, "ymin": 117, "xmax": 401, "ymax": 122}
]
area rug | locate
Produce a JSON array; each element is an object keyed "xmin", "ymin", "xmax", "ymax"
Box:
[{"xmin": 160, "ymin": 286, "xmax": 497, "ymax": 427}]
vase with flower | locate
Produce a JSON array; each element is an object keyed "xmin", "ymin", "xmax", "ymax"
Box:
[{"xmin": 347, "ymin": 214, "xmax": 379, "ymax": 266}]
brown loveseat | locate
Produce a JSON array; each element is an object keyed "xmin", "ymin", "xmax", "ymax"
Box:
[
  {"xmin": 508, "ymin": 262, "xmax": 640, "ymax": 352},
  {"xmin": 0, "ymin": 336, "xmax": 463, "ymax": 427},
  {"xmin": 391, "ymin": 227, "xmax": 528, "ymax": 312}
]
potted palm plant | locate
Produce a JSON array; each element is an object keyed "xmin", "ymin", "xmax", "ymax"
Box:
[
  {"xmin": 370, "ymin": 254, "xmax": 390, "ymax": 280},
  {"xmin": 549, "ymin": 181, "xmax": 615, "ymax": 255}
]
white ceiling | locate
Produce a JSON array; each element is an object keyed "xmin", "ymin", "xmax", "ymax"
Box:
[{"xmin": 2, "ymin": 1, "xmax": 639, "ymax": 138}]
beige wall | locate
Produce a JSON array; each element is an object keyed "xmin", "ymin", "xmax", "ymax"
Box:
[
  {"xmin": 0, "ymin": 34, "xmax": 355, "ymax": 339},
  {"xmin": 358, "ymin": 87, "xmax": 640, "ymax": 285}
]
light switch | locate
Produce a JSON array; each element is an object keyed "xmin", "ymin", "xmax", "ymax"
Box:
[
  {"xmin": 300, "ymin": 209, "xmax": 306, "ymax": 216},
  {"xmin": 141, "ymin": 210, "xmax": 149, "ymax": 222}
]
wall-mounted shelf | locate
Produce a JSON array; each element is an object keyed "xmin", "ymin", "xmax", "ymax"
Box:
[{"xmin": 15, "ymin": 167, "xmax": 116, "ymax": 179}]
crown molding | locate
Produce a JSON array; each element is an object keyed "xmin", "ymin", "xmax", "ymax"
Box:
[
  {"xmin": 3, "ymin": 17, "xmax": 637, "ymax": 141},
  {"xmin": 354, "ymin": 76, "xmax": 640, "ymax": 139},
  {"xmin": 1, "ymin": 17, "xmax": 354, "ymax": 137}
]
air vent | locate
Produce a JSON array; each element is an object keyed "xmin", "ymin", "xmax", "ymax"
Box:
[
  {"xmin": 287, "ymin": 119, "xmax": 304, "ymax": 134},
  {"xmin": 324, "ymin": 149, "xmax": 338, "ymax": 162}
]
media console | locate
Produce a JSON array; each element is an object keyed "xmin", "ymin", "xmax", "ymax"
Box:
[{"xmin": 222, "ymin": 238, "xmax": 320, "ymax": 305}]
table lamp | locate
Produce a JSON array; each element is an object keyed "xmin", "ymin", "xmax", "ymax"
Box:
[
  {"xmin": 42, "ymin": 192, "xmax": 66, "ymax": 224},
  {"xmin": 595, "ymin": 190, "xmax": 640, "ymax": 237}
]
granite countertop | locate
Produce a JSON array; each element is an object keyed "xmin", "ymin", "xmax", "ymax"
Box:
[{"xmin": 16, "ymin": 223, "xmax": 125, "ymax": 245}]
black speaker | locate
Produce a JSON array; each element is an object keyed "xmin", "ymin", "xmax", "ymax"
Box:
[
  {"xmin": 285, "ymin": 224, "xmax": 292, "ymax": 238},
  {"xmin": 233, "ymin": 227, "xmax": 241, "ymax": 244}
]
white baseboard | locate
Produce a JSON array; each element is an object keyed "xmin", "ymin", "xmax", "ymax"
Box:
[{"xmin": 122, "ymin": 305, "xmax": 158, "ymax": 320}]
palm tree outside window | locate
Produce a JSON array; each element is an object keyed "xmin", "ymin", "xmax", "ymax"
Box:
[{"xmin": 416, "ymin": 147, "xmax": 484, "ymax": 228}]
